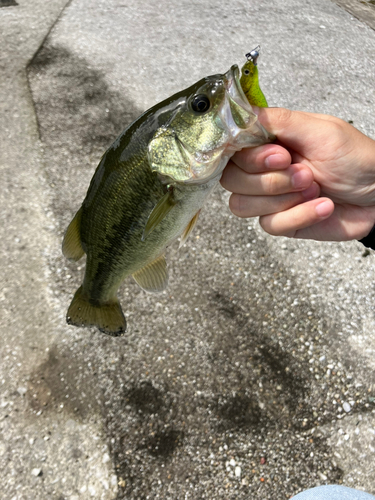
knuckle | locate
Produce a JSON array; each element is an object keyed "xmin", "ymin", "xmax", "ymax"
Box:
[
  {"xmin": 328, "ymin": 116, "xmax": 346, "ymax": 127},
  {"xmin": 264, "ymin": 174, "xmax": 279, "ymax": 195},
  {"xmin": 323, "ymin": 116, "xmax": 349, "ymax": 139},
  {"xmin": 271, "ymin": 107, "xmax": 293, "ymax": 127},
  {"xmin": 229, "ymin": 194, "xmax": 246, "ymax": 218},
  {"xmin": 329, "ymin": 119, "xmax": 345, "ymax": 134}
]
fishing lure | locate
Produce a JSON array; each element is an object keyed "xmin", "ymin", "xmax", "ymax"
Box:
[{"xmin": 240, "ymin": 46, "xmax": 268, "ymax": 108}]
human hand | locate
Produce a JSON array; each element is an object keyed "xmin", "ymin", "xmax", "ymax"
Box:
[{"xmin": 221, "ymin": 108, "xmax": 375, "ymax": 241}]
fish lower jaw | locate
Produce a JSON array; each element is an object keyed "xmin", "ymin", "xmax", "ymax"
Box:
[
  {"xmin": 178, "ymin": 170, "xmax": 223, "ymax": 186},
  {"xmin": 219, "ymin": 99, "xmax": 258, "ymax": 147},
  {"xmin": 224, "ymin": 134, "xmax": 256, "ymax": 154}
]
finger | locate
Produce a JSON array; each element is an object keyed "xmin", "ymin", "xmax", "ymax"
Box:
[
  {"xmin": 220, "ymin": 162, "xmax": 314, "ymax": 196},
  {"xmin": 231, "ymin": 144, "xmax": 292, "ymax": 173},
  {"xmin": 259, "ymin": 198, "xmax": 335, "ymax": 237},
  {"xmin": 229, "ymin": 183, "xmax": 320, "ymax": 218},
  {"xmin": 293, "ymin": 205, "xmax": 375, "ymax": 241}
]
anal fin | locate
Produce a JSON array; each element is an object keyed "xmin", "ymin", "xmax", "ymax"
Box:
[
  {"xmin": 179, "ymin": 210, "xmax": 200, "ymax": 248},
  {"xmin": 132, "ymin": 255, "xmax": 168, "ymax": 293},
  {"xmin": 62, "ymin": 207, "xmax": 85, "ymax": 261}
]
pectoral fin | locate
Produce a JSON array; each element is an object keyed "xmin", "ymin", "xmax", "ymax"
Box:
[
  {"xmin": 142, "ymin": 190, "xmax": 176, "ymax": 241},
  {"xmin": 62, "ymin": 207, "xmax": 85, "ymax": 261},
  {"xmin": 132, "ymin": 255, "xmax": 168, "ymax": 293},
  {"xmin": 179, "ymin": 210, "xmax": 200, "ymax": 248}
]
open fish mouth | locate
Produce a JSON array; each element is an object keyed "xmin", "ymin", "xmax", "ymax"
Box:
[
  {"xmin": 224, "ymin": 65, "xmax": 253, "ymax": 112},
  {"xmin": 222, "ymin": 64, "xmax": 258, "ymax": 138}
]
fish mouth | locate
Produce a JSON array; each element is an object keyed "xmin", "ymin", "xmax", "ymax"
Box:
[
  {"xmin": 219, "ymin": 65, "xmax": 259, "ymax": 150},
  {"xmin": 224, "ymin": 65, "xmax": 254, "ymax": 118},
  {"xmin": 224, "ymin": 65, "xmax": 249, "ymax": 105}
]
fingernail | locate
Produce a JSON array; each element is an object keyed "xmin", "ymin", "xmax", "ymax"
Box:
[
  {"xmin": 265, "ymin": 154, "xmax": 285, "ymax": 169},
  {"xmin": 301, "ymin": 184, "xmax": 319, "ymax": 200},
  {"xmin": 292, "ymin": 170, "xmax": 310, "ymax": 189},
  {"xmin": 315, "ymin": 200, "xmax": 332, "ymax": 217}
]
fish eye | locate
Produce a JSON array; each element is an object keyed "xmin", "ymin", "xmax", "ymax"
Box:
[
  {"xmin": 244, "ymin": 69, "xmax": 250, "ymax": 75},
  {"xmin": 191, "ymin": 94, "xmax": 211, "ymax": 113}
]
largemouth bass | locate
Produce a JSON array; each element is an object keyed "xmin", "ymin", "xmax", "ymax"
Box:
[{"xmin": 63, "ymin": 63, "xmax": 273, "ymax": 336}]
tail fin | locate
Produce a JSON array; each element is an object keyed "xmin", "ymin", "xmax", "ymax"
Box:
[{"xmin": 66, "ymin": 286, "xmax": 126, "ymax": 336}]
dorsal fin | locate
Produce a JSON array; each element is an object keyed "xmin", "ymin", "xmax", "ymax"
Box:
[
  {"xmin": 132, "ymin": 255, "xmax": 168, "ymax": 293},
  {"xmin": 62, "ymin": 207, "xmax": 85, "ymax": 261}
]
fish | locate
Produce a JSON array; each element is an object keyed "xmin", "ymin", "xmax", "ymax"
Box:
[
  {"xmin": 240, "ymin": 46, "xmax": 269, "ymax": 108},
  {"xmin": 62, "ymin": 63, "xmax": 273, "ymax": 336}
]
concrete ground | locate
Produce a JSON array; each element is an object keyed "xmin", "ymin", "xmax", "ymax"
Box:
[{"xmin": 1, "ymin": 0, "xmax": 375, "ymax": 499}]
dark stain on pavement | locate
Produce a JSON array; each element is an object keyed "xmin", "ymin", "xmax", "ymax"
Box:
[
  {"xmin": 142, "ymin": 429, "xmax": 184, "ymax": 458},
  {"xmin": 125, "ymin": 381, "xmax": 166, "ymax": 415},
  {"xmin": 217, "ymin": 394, "xmax": 262, "ymax": 430},
  {"xmin": 0, "ymin": 0, "xmax": 18, "ymax": 7}
]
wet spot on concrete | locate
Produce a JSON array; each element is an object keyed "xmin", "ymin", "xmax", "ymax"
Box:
[
  {"xmin": 212, "ymin": 292, "xmax": 245, "ymax": 321},
  {"xmin": 333, "ymin": 0, "xmax": 375, "ymax": 30},
  {"xmin": 217, "ymin": 394, "xmax": 262, "ymax": 430},
  {"xmin": 143, "ymin": 429, "xmax": 184, "ymax": 457},
  {"xmin": 27, "ymin": 344, "xmax": 101, "ymax": 419},
  {"xmin": 125, "ymin": 381, "xmax": 166, "ymax": 415},
  {"xmin": 29, "ymin": 43, "xmax": 140, "ymax": 154}
]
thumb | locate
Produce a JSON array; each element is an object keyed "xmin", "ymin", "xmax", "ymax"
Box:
[{"xmin": 256, "ymin": 107, "xmax": 328, "ymax": 154}]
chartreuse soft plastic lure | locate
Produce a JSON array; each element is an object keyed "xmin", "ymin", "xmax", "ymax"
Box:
[{"xmin": 240, "ymin": 46, "xmax": 268, "ymax": 108}]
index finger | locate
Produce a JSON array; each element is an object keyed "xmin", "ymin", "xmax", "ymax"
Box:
[{"xmin": 231, "ymin": 143, "xmax": 292, "ymax": 174}]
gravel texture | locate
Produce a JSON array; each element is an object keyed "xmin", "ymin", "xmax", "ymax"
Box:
[{"xmin": 1, "ymin": 0, "xmax": 375, "ymax": 499}]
